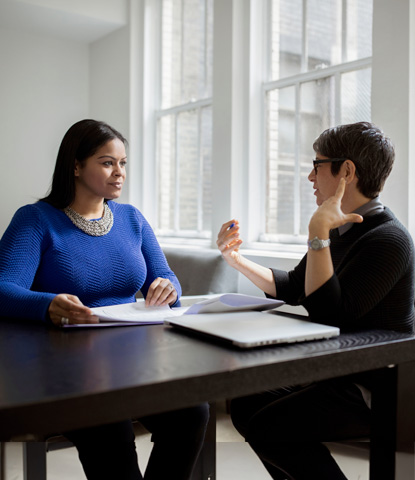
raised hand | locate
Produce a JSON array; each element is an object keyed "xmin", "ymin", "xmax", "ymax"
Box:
[
  {"xmin": 309, "ymin": 178, "xmax": 363, "ymax": 237},
  {"xmin": 216, "ymin": 220, "xmax": 243, "ymax": 266}
]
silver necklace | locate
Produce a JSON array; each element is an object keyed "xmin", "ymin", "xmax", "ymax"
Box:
[{"xmin": 64, "ymin": 202, "xmax": 114, "ymax": 236}]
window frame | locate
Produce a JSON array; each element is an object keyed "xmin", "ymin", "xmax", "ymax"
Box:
[
  {"xmin": 261, "ymin": 0, "xmax": 372, "ymax": 244},
  {"xmin": 138, "ymin": 0, "xmax": 414, "ymax": 256},
  {"xmin": 153, "ymin": 0, "xmax": 214, "ymax": 239}
]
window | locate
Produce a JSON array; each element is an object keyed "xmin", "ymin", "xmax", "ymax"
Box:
[
  {"xmin": 150, "ymin": 0, "xmax": 374, "ymax": 247},
  {"xmin": 263, "ymin": 0, "xmax": 372, "ymax": 243},
  {"xmin": 156, "ymin": 0, "xmax": 214, "ymax": 238}
]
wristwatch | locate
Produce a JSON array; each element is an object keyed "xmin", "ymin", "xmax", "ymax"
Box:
[{"xmin": 307, "ymin": 236, "xmax": 331, "ymax": 250}]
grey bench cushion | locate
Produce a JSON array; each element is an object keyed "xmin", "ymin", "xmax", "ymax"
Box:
[{"xmin": 163, "ymin": 247, "xmax": 238, "ymax": 296}]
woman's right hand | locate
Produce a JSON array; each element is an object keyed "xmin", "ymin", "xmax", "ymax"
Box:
[
  {"xmin": 48, "ymin": 294, "xmax": 99, "ymax": 327},
  {"xmin": 216, "ymin": 220, "xmax": 243, "ymax": 267},
  {"xmin": 217, "ymin": 219, "xmax": 276, "ymax": 297}
]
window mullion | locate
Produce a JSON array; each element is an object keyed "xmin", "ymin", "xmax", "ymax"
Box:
[
  {"xmin": 204, "ymin": 0, "xmax": 209, "ymax": 97},
  {"xmin": 180, "ymin": 0, "xmax": 185, "ymax": 103},
  {"xmin": 341, "ymin": 0, "xmax": 347, "ymax": 63},
  {"xmin": 266, "ymin": 0, "xmax": 273, "ymax": 81},
  {"xmin": 174, "ymin": 113, "xmax": 180, "ymax": 231},
  {"xmin": 335, "ymin": 71, "xmax": 341, "ymax": 125},
  {"xmin": 302, "ymin": 0, "xmax": 308, "ymax": 72},
  {"xmin": 264, "ymin": 57, "xmax": 372, "ymax": 91},
  {"xmin": 294, "ymin": 82, "xmax": 301, "ymax": 236},
  {"xmin": 197, "ymin": 107, "xmax": 203, "ymax": 232}
]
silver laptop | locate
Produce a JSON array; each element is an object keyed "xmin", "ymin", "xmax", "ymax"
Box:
[{"xmin": 165, "ymin": 310, "xmax": 339, "ymax": 348}]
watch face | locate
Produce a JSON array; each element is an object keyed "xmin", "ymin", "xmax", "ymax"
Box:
[{"xmin": 311, "ymin": 238, "xmax": 322, "ymax": 249}]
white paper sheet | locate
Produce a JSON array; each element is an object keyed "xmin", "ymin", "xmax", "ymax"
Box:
[
  {"xmin": 63, "ymin": 300, "xmax": 179, "ymax": 328},
  {"xmin": 184, "ymin": 293, "xmax": 284, "ymax": 315}
]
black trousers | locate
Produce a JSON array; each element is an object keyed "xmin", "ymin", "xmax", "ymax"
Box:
[
  {"xmin": 230, "ymin": 379, "xmax": 371, "ymax": 480},
  {"xmin": 64, "ymin": 403, "xmax": 210, "ymax": 480}
]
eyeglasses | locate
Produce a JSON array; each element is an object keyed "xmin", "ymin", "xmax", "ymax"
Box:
[{"xmin": 312, "ymin": 158, "xmax": 347, "ymax": 175}]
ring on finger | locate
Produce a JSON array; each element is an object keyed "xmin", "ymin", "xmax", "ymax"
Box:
[{"xmin": 61, "ymin": 317, "xmax": 69, "ymax": 326}]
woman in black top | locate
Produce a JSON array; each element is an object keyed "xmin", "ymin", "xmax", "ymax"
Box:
[{"xmin": 216, "ymin": 122, "xmax": 415, "ymax": 479}]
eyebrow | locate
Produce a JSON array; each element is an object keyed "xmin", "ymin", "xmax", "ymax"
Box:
[{"xmin": 97, "ymin": 155, "xmax": 127, "ymax": 160}]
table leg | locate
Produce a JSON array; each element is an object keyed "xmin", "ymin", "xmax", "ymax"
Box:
[
  {"xmin": 370, "ymin": 362, "xmax": 415, "ymax": 480},
  {"xmin": 23, "ymin": 442, "xmax": 47, "ymax": 480},
  {"xmin": 0, "ymin": 442, "xmax": 4, "ymax": 480},
  {"xmin": 395, "ymin": 361, "xmax": 415, "ymax": 479},
  {"xmin": 191, "ymin": 402, "xmax": 216, "ymax": 480}
]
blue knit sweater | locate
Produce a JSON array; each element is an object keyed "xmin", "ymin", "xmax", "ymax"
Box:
[{"xmin": 0, "ymin": 200, "xmax": 181, "ymax": 322}]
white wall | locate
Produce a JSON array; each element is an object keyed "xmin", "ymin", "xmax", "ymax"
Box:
[
  {"xmin": 371, "ymin": 0, "xmax": 415, "ymax": 237},
  {"xmin": 0, "ymin": 27, "xmax": 89, "ymax": 234},
  {"xmin": 20, "ymin": 0, "xmax": 128, "ymax": 24},
  {"xmin": 90, "ymin": 25, "xmax": 131, "ymax": 204},
  {"xmin": 0, "ymin": 0, "xmax": 128, "ymax": 43}
]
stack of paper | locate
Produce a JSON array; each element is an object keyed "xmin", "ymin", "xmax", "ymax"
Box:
[{"xmin": 62, "ymin": 294, "xmax": 284, "ymax": 329}]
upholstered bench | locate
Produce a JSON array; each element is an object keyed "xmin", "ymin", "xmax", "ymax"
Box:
[{"xmin": 163, "ymin": 246, "xmax": 239, "ymax": 296}]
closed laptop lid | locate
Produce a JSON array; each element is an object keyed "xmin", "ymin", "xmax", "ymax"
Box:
[{"xmin": 166, "ymin": 310, "xmax": 339, "ymax": 348}]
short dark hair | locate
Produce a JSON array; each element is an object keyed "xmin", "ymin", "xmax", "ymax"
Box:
[
  {"xmin": 41, "ymin": 119, "xmax": 127, "ymax": 209},
  {"xmin": 313, "ymin": 122, "xmax": 394, "ymax": 198}
]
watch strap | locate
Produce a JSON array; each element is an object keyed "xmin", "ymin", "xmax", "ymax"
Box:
[{"xmin": 307, "ymin": 236, "xmax": 331, "ymax": 250}]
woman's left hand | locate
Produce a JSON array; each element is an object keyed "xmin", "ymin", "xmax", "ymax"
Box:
[
  {"xmin": 145, "ymin": 278, "xmax": 178, "ymax": 307},
  {"xmin": 309, "ymin": 177, "xmax": 363, "ymax": 236}
]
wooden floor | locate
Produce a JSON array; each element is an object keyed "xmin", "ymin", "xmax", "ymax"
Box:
[{"xmin": 1, "ymin": 402, "xmax": 369, "ymax": 479}]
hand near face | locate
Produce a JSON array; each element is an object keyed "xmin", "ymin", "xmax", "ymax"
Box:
[
  {"xmin": 309, "ymin": 178, "xmax": 363, "ymax": 236},
  {"xmin": 48, "ymin": 294, "xmax": 99, "ymax": 327},
  {"xmin": 145, "ymin": 278, "xmax": 178, "ymax": 307},
  {"xmin": 216, "ymin": 220, "xmax": 243, "ymax": 266}
]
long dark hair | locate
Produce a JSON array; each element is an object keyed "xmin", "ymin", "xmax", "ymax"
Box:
[{"xmin": 40, "ymin": 119, "xmax": 127, "ymax": 209}]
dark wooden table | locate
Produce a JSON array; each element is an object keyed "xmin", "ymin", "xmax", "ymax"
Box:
[{"xmin": 0, "ymin": 318, "xmax": 414, "ymax": 479}]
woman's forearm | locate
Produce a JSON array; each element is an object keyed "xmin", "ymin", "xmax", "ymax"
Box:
[
  {"xmin": 233, "ymin": 255, "xmax": 277, "ymax": 297},
  {"xmin": 304, "ymin": 248, "xmax": 334, "ymax": 296}
]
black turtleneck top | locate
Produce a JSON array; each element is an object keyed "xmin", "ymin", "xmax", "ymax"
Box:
[{"xmin": 270, "ymin": 207, "xmax": 415, "ymax": 334}]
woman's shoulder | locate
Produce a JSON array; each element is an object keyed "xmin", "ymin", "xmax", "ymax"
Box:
[
  {"xmin": 375, "ymin": 208, "xmax": 412, "ymax": 242},
  {"xmin": 12, "ymin": 201, "xmax": 54, "ymax": 222},
  {"xmin": 3, "ymin": 202, "xmax": 60, "ymax": 240},
  {"xmin": 107, "ymin": 201, "xmax": 145, "ymax": 220},
  {"xmin": 354, "ymin": 208, "xmax": 414, "ymax": 257}
]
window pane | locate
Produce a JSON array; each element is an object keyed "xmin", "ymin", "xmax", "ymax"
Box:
[
  {"xmin": 266, "ymin": 87, "xmax": 296, "ymax": 235},
  {"xmin": 157, "ymin": 115, "xmax": 176, "ymax": 231},
  {"xmin": 161, "ymin": 0, "xmax": 182, "ymax": 109},
  {"xmin": 299, "ymin": 78, "xmax": 334, "ymax": 234},
  {"xmin": 158, "ymin": 0, "xmax": 213, "ymax": 237},
  {"xmin": 265, "ymin": 79, "xmax": 336, "ymax": 237},
  {"xmin": 271, "ymin": 0, "xmax": 372, "ymax": 80},
  {"xmin": 345, "ymin": 0, "xmax": 373, "ymax": 61},
  {"xmin": 157, "ymin": 108, "xmax": 212, "ymax": 234},
  {"xmin": 271, "ymin": 0, "xmax": 303, "ymax": 79},
  {"xmin": 341, "ymin": 67, "xmax": 371, "ymax": 124},
  {"xmin": 161, "ymin": 0, "xmax": 213, "ymax": 108},
  {"xmin": 177, "ymin": 110, "xmax": 199, "ymax": 230},
  {"xmin": 307, "ymin": 0, "xmax": 341, "ymax": 70},
  {"xmin": 201, "ymin": 107, "xmax": 212, "ymax": 231}
]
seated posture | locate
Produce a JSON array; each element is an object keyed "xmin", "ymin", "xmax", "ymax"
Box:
[
  {"xmin": 216, "ymin": 122, "xmax": 415, "ymax": 480},
  {"xmin": 0, "ymin": 119, "xmax": 209, "ymax": 480}
]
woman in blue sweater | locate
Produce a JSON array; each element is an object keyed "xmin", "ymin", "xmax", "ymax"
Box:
[{"xmin": 0, "ymin": 119, "xmax": 209, "ymax": 480}]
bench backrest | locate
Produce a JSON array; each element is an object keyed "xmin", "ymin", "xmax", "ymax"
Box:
[{"xmin": 163, "ymin": 247, "xmax": 239, "ymax": 296}]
